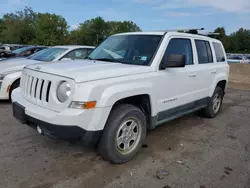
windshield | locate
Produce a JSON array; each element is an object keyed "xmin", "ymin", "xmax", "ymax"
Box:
[
  {"xmin": 89, "ymin": 34, "xmax": 162, "ymax": 65},
  {"xmin": 12, "ymin": 46, "xmax": 33, "ymax": 54},
  {"xmin": 28, "ymin": 47, "xmax": 67, "ymax": 62}
]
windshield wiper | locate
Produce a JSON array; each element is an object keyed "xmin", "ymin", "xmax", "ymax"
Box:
[
  {"xmin": 85, "ymin": 56, "xmax": 92, "ymax": 60},
  {"xmin": 92, "ymin": 58, "xmax": 120, "ymax": 63}
]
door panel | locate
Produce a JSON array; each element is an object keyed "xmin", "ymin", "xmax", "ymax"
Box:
[
  {"xmin": 193, "ymin": 40, "xmax": 216, "ymax": 98},
  {"xmin": 156, "ymin": 37, "xmax": 200, "ymax": 116},
  {"xmin": 156, "ymin": 66, "xmax": 199, "ymax": 114}
]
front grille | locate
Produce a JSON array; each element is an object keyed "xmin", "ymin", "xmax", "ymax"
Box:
[
  {"xmin": 20, "ymin": 68, "xmax": 75, "ymax": 112},
  {"xmin": 21, "ymin": 73, "xmax": 52, "ymax": 103}
]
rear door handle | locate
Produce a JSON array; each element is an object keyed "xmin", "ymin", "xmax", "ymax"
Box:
[{"xmin": 211, "ymin": 70, "xmax": 217, "ymax": 74}]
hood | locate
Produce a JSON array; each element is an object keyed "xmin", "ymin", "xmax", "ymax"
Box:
[
  {"xmin": 26, "ymin": 60, "xmax": 153, "ymax": 82},
  {"xmin": 0, "ymin": 57, "xmax": 41, "ymax": 73}
]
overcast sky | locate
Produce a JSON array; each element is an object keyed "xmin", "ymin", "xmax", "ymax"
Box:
[{"xmin": 1, "ymin": 0, "xmax": 250, "ymax": 34}]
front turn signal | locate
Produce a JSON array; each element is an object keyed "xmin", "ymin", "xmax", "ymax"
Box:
[
  {"xmin": 69, "ymin": 101, "xmax": 97, "ymax": 109},
  {"xmin": 83, "ymin": 101, "xmax": 97, "ymax": 109}
]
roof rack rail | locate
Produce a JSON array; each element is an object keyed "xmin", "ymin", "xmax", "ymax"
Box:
[
  {"xmin": 149, "ymin": 28, "xmax": 220, "ymax": 38},
  {"xmin": 154, "ymin": 28, "xmax": 204, "ymax": 33},
  {"xmin": 196, "ymin": 32, "xmax": 220, "ymax": 38}
]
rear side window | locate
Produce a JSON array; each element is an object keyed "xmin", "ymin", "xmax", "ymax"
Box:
[
  {"xmin": 163, "ymin": 38, "xmax": 193, "ymax": 65},
  {"xmin": 213, "ymin": 42, "xmax": 226, "ymax": 62},
  {"xmin": 195, "ymin": 40, "xmax": 213, "ymax": 64}
]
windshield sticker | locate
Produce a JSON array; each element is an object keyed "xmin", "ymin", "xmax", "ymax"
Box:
[{"xmin": 140, "ymin": 56, "xmax": 147, "ymax": 61}]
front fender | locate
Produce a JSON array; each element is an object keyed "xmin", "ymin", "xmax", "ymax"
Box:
[
  {"xmin": 98, "ymin": 81, "xmax": 157, "ymax": 115},
  {"xmin": 0, "ymin": 71, "xmax": 21, "ymax": 99},
  {"xmin": 4, "ymin": 71, "xmax": 22, "ymax": 87}
]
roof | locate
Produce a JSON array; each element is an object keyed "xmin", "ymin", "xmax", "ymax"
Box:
[
  {"xmin": 114, "ymin": 31, "xmax": 221, "ymax": 42},
  {"xmin": 52, "ymin": 45, "xmax": 95, "ymax": 49},
  {"xmin": 114, "ymin": 32, "xmax": 165, "ymax": 36}
]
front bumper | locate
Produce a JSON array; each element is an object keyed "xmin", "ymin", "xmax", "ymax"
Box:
[
  {"xmin": 11, "ymin": 88, "xmax": 112, "ymax": 145},
  {"xmin": 12, "ymin": 101, "xmax": 102, "ymax": 145}
]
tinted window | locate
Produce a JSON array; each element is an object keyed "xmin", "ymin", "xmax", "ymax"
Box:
[
  {"xmin": 195, "ymin": 40, "xmax": 213, "ymax": 64},
  {"xmin": 64, "ymin": 49, "xmax": 88, "ymax": 60},
  {"xmin": 163, "ymin": 38, "xmax": 193, "ymax": 65},
  {"xmin": 87, "ymin": 48, "xmax": 94, "ymax": 55},
  {"xmin": 213, "ymin": 42, "xmax": 225, "ymax": 62},
  {"xmin": 23, "ymin": 50, "xmax": 33, "ymax": 56}
]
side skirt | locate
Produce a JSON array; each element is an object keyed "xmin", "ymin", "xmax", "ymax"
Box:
[{"xmin": 149, "ymin": 97, "xmax": 209, "ymax": 129}]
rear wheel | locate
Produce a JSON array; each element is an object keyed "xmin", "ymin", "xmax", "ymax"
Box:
[
  {"xmin": 201, "ymin": 86, "xmax": 223, "ymax": 118},
  {"xmin": 98, "ymin": 104, "xmax": 147, "ymax": 164},
  {"xmin": 9, "ymin": 79, "xmax": 20, "ymax": 101}
]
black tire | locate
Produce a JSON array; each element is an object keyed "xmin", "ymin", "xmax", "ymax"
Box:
[
  {"xmin": 201, "ymin": 86, "xmax": 223, "ymax": 118},
  {"xmin": 9, "ymin": 79, "xmax": 20, "ymax": 101},
  {"xmin": 98, "ymin": 104, "xmax": 147, "ymax": 164}
]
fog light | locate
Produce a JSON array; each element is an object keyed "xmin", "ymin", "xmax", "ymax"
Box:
[{"xmin": 36, "ymin": 125, "xmax": 43, "ymax": 135}]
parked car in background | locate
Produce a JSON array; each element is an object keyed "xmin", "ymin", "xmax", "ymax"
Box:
[
  {"xmin": 227, "ymin": 54, "xmax": 250, "ymax": 64},
  {"xmin": 0, "ymin": 45, "xmax": 47, "ymax": 59},
  {"xmin": 242, "ymin": 56, "xmax": 250, "ymax": 64},
  {"xmin": 0, "ymin": 45, "xmax": 15, "ymax": 60},
  {"xmin": 0, "ymin": 45, "xmax": 95, "ymax": 100},
  {"xmin": 227, "ymin": 55, "xmax": 243, "ymax": 63},
  {"xmin": 246, "ymin": 56, "xmax": 250, "ymax": 62},
  {"xmin": 0, "ymin": 44, "xmax": 22, "ymax": 53}
]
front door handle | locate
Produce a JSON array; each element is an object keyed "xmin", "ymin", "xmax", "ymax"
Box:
[{"xmin": 189, "ymin": 73, "xmax": 196, "ymax": 78}]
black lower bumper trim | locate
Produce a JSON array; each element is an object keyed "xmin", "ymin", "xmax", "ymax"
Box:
[{"xmin": 12, "ymin": 102, "xmax": 102, "ymax": 145}]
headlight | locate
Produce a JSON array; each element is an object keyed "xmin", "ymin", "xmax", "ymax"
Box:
[{"xmin": 56, "ymin": 81, "xmax": 71, "ymax": 102}]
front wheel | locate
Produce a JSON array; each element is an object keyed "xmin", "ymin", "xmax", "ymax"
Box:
[
  {"xmin": 201, "ymin": 86, "xmax": 223, "ymax": 118},
  {"xmin": 98, "ymin": 104, "xmax": 147, "ymax": 164}
]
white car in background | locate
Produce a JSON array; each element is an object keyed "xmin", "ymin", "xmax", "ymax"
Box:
[{"xmin": 0, "ymin": 45, "xmax": 95, "ymax": 100}]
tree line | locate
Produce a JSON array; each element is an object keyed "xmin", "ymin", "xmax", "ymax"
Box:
[
  {"xmin": 0, "ymin": 7, "xmax": 141, "ymax": 46},
  {"xmin": 0, "ymin": 7, "xmax": 249, "ymax": 53}
]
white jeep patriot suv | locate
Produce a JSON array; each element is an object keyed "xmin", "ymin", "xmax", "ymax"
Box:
[{"xmin": 12, "ymin": 29, "xmax": 229, "ymax": 164}]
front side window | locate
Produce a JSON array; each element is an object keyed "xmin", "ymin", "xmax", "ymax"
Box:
[
  {"xmin": 28, "ymin": 47, "xmax": 67, "ymax": 62},
  {"xmin": 213, "ymin": 42, "xmax": 226, "ymax": 62},
  {"xmin": 63, "ymin": 49, "xmax": 88, "ymax": 60},
  {"xmin": 195, "ymin": 40, "xmax": 213, "ymax": 64},
  {"xmin": 22, "ymin": 50, "xmax": 32, "ymax": 56},
  {"xmin": 89, "ymin": 34, "xmax": 162, "ymax": 65},
  {"xmin": 162, "ymin": 38, "xmax": 193, "ymax": 65},
  {"xmin": 87, "ymin": 48, "xmax": 94, "ymax": 55}
]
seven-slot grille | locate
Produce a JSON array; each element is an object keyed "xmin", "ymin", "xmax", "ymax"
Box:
[{"xmin": 21, "ymin": 73, "xmax": 52, "ymax": 103}]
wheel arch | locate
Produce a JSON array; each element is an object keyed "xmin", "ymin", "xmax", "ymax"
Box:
[
  {"xmin": 105, "ymin": 94, "xmax": 154, "ymax": 130},
  {"xmin": 9, "ymin": 78, "xmax": 21, "ymax": 99},
  {"xmin": 209, "ymin": 75, "xmax": 228, "ymax": 97}
]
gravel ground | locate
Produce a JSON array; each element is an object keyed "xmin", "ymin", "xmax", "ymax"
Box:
[{"xmin": 0, "ymin": 88, "xmax": 249, "ymax": 188}]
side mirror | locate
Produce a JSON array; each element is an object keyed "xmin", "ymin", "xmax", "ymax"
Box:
[
  {"xmin": 61, "ymin": 58, "xmax": 72, "ymax": 61},
  {"xmin": 161, "ymin": 54, "xmax": 186, "ymax": 69}
]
